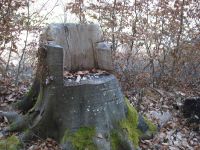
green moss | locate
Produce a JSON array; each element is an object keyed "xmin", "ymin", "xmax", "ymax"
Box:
[
  {"xmin": 124, "ymin": 98, "xmax": 138, "ymax": 128},
  {"xmin": 118, "ymin": 98, "xmax": 140, "ymax": 148},
  {"xmin": 61, "ymin": 127, "xmax": 96, "ymax": 150},
  {"xmin": 143, "ymin": 116, "xmax": 157, "ymax": 133},
  {"xmin": 0, "ymin": 135, "xmax": 20, "ymax": 150},
  {"xmin": 110, "ymin": 131, "xmax": 133, "ymax": 150},
  {"xmin": 110, "ymin": 132, "xmax": 121, "ymax": 150},
  {"xmin": 116, "ymin": 98, "xmax": 156, "ymax": 149}
]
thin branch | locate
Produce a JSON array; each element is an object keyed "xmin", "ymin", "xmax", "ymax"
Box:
[
  {"xmin": 36, "ymin": 0, "xmax": 59, "ymax": 27},
  {"xmin": 15, "ymin": 0, "xmax": 30, "ymax": 85}
]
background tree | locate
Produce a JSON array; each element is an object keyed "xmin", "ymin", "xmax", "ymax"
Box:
[{"xmin": 65, "ymin": 0, "xmax": 200, "ymax": 89}]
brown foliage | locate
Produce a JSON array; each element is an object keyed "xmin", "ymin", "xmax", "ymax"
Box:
[{"xmin": 65, "ymin": 0, "xmax": 200, "ymax": 89}]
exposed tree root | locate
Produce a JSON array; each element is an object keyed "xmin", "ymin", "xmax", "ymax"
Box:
[
  {"xmin": 0, "ymin": 79, "xmax": 41, "ymax": 141},
  {"xmin": 13, "ymin": 79, "xmax": 40, "ymax": 113},
  {"xmin": 19, "ymin": 130, "xmax": 36, "ymax": 143},
  {"xmin": 0, "ymin": 111, "xmax": 21, "ymax": 123},
  {"xmin": 8, "ymin": 116, "xmax": 28, "ymax": 132},
  {"xmin": 1, "ymin": 110, "xmax": 40, "ymax": 133}
]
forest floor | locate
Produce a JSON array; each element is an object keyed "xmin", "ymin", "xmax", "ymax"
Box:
[
  {"xmin": 125, "ymin": 86, "xmax": 200, "ymax": 150},
  {"xmin": 0, "ymin": 76, "xmax": 200, "ymax": 150}
]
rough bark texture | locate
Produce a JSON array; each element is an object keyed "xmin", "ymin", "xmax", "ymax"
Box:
[{"xmin": 40, "ymin": 23, "xmax": 113, "ymax": 71}]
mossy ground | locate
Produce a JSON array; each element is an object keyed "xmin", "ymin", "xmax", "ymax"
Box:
[
  {"xmin": 62, "ymin": 127, "xmax": 96, "ymax": 150},
  {"xmin": 0, "ymin": 135, "xmax": 20, "ymax": 150}
]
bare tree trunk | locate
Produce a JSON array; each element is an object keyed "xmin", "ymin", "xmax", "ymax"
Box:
[
  {"xmin": 171, "ymin": 0, "xmax": 185, "ymax": 77},
  {"xmin": 111, "ymin": 0, "xmax": 117, "ymax": 52},
  {"xmin": 5, "ymin": 42, "xmax": 12, "ymax": 72},
  {"xmin": 15, "ymin": 0, "xmax": 30, "ymax": 85}
]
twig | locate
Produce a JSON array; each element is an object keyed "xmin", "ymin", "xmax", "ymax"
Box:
[{"xmin": 36, "ymin": 0, "xmax": 59, "ymax": 27}]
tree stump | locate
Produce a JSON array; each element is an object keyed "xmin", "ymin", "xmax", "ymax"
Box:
[{"xmin": 1, "ymin": 24, "xmax": 156, "ymax": 150}]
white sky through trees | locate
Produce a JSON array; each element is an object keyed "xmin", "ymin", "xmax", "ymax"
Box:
[{"xmin": 30, "ymin": 0, "xmax": 78, "ymax": 23}]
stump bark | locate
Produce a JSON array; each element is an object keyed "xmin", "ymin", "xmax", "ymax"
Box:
[
  {"xmin": 1, "ymin": 24, "xmax": 156, "ymax": 150},
  {"xmin": 3, "ymin": 44, "xmax": 133, "ymax": 150},
  {"xmin": 40, "ymin": 23, "xmax": 113, "ymax": 71}
]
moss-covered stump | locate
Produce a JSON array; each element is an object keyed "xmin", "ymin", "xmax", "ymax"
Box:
[
  {"xmin": 110, "ymin": 98, "xmax": 157, "ymax": 150},
  {"xmin": 0, "ymin": 44, "xmax": 156, "ymax": 150},
  {"xmin": 60, "ymin": 98, "xmax": 156, "ymax": 150}
]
